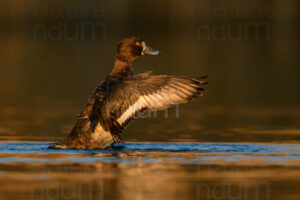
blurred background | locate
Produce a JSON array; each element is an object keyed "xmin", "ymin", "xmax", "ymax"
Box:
[{"xmin": 0, "ymin": 0, "xmax": 299, "ymax": 143}]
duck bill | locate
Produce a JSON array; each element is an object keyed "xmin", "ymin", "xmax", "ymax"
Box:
[{"xmin": 142, "ymin": 43, "xmax": 161, "ymax": 55}]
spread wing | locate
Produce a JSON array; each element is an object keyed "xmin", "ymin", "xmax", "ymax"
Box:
[{"xmin": 90, "ymin": 74, "xmax": 208, "ymax": 142}]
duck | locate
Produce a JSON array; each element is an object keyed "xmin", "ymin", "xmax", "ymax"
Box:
[{"xmin": 52, "ymin": 37, "xmax": 208, "ymax": 149}]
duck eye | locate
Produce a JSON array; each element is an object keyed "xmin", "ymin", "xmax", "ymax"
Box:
[{"xmin": 135, "ymin": 42, "xmax": 141, "ymax": 46}]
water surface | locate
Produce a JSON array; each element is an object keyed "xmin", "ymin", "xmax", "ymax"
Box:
[{"xmin": 0, "ymin": 141, "xmax": 300, "ymax": 200}]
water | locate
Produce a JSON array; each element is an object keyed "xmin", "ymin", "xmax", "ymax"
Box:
[
  {"xmin": 0, "ymin": 141, "xmax": 300, "ymax": 200},
  {"xmin": 1, "ymin": 142, "xmax": 300, "ymax": 156}
]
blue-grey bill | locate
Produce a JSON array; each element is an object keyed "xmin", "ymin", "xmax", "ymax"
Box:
[{"xmin": 143, "ymin": 46, "xmax": 161, "ymax": 55}]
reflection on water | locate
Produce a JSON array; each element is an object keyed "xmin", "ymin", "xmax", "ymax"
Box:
[{"xmin": 0, "ymin": 141, "xmax": 300, "ymax": 200}]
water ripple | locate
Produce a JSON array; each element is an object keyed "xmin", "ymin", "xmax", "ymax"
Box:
[{"xmin": 0, "ymin": 142, "xmax": 299, "ymax": 165}]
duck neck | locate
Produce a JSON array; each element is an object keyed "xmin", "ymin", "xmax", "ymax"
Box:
[{"xmin": 110, "ymin": 59, "xmax": 134, "ymax": 78}]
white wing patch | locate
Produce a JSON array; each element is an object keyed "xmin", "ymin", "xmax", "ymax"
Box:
[
  {"xmin": 117, "ymin": 95, "xmax": 149, "ymax": 125},
  {"xmin": 116, "ymin": 82, "xmax": 199, "ymax": 125}
]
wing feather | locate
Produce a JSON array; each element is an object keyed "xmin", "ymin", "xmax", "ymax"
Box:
[{"xmin": 91, "ymin": 75, "xmax": 208, "ymax": 142}]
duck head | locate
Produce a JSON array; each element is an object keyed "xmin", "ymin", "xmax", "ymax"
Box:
[{"xmin": 116, "ymin": 37, "xmax": 161, "ymax": 63}]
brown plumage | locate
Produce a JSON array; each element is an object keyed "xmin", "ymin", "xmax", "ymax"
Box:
[{"xmin": 52, "ymin": 37, "xmax": 208, "ymax": 149}]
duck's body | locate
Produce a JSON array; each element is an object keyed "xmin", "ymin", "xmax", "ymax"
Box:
[{"xmin": 52, "ymin": 37, "xmax": 208, "ymax": 149}]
